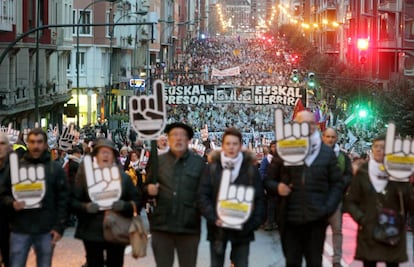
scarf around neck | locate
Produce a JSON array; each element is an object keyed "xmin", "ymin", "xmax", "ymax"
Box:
[
  {"xmin": 220, "ymin": 151, "xmax": 243, "ymax": 182},
  {"xmin": 333, "ymin": 143, "xmax": 340, "ymax": 157},
  {"xmin": 368, "ymin": 158, "xmax": 388, "ymax": 193}
]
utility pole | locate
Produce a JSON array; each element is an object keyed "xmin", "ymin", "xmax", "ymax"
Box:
[{"xmin": 34, "ymin": 0, "xmax": 41, "ymax": 124}]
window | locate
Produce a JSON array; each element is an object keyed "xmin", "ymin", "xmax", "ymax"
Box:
[
  {"xmin": 74, "ymin": 52, "xmax": 85, "ymax": 75},
  {"xmin": 79, "ymin": 52, "xmax": 86, "ymax": 74},
  {"xmin": 72, "ymin": 9, "xmax": 76, "ymax": 34},
  {"xmin": 79, "ymin": 10, "xmax": 92, "ymax": 35},
  {"xmin": 28, "ymin": 0, "xmax": 34, "ymax": 29},
  {"xmin": 406, "ymin": 19, "xmax": 414, "ymax": 40},
  {"xmin": 106, "ymin": 11, "xmax": 111, "ymax": 37},
  {"xmin": 67, "ymin": 53, "xmax": 71, "ymax": 74}
]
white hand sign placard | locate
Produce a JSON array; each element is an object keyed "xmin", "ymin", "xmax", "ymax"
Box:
[
  {"xmin": 58, "ymin": 125, "xmax": 75, "ymax": 151},
  {"xmin": 216, "ymin": 169, "xmax": 255, "ymax": 230},
  {"xmin": 384, "ymin": 122, "xmax": 414, "ymax": 181},
  {"xmin": 129, "ymin": 79, "xmax": 167, "ymax": 140},
  {"xmin": 83, "ymin": 155, "xmax": 122, "ymax": 210},
  {"xmin": 9, "ymin": 153, "xmax": 46, "ymax": 209},
  {"xmin": 189, "ymin": 140, "xmax": 206, "ymax": 157},
  {"xmin": 138, "ymin": 149, "xmax": 150, "ymax": 169},
  {"xmin": 47, "ymin": 124, "xmax": 59, "ymax": 149},
  {"xmin": 274, "ymin": 109, "xmax": 310, "ymax": 165},
  {"xmin": 1, "ymin": 123, "xmax": 20, "ymax": 144},
  {"xmin": 200, "ymin": 124, "xmax": 209, "ymax": 141}
]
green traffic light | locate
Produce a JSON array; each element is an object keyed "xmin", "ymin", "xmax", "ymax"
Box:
[
  {"xmin": 292, "ymin": 76, "xmax": 299, "ymax": 82},
  {"xmin": 358, "ymin": 109, "xmax": 368, "ymax": 118},
  {"xmin": 308, "ymin": 81, "xmax": 315, "ymax": 87}
]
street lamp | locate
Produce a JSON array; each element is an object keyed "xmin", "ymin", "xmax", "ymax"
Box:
[{"xmin": 76, "ymin": 0, "xmax": 119, "ymax": 128}]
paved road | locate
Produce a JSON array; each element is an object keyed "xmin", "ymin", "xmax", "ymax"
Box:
[{"xmin": 25, "ymin": 212, "xmax": 413, "ymax": 267}]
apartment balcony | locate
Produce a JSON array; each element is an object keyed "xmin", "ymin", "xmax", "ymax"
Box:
[
  {"xmin": 404, "ymin": 49, "xmax": 414, "ymax": 77},
  {"xmin": 316, "ymin": 0, "xmax": 337, "ymax": 13},
  {"xmin": 404, "ymin": 38, "xmax": 414, "ymax": 49},
  {"xmin": 0, "ymin": 17, "xmax": 13, "ymax": 31},
  {"xmin": 378, "ymin": 0, "xmax": 399, "ymax": 12},
  {"xmin": 321, "ymin": 43, "xmax": 340, "ymax": 55},
  {"xmin": 377, "ymin": 38, "xmax": 400, "ymax": 49},
  {"xmin": 0, "ymin": 87, "xmax": 72, "ymax": 114},
  {"xmin": 404, "ymin": 68, "xmax": 414, "ymax": 77}
]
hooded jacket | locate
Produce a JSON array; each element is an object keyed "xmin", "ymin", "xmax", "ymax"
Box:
[{"xmin": 0, "ymin": 151, "xmax": 69, "ymax": 235}]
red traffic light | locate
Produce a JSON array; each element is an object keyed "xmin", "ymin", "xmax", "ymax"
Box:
[
  {"xmin": 357, "ymin": 38, "xmax": 369, "ymax": 51},
  {"xmin": 359, "ymin": 51, "xmax": 367, "ymax": 64}
]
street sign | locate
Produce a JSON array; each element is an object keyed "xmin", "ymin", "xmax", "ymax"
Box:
[{"xmin": 129, "ymin": 78, "xmax": 145, "ymax": 88}]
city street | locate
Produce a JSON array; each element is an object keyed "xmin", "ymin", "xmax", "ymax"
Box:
[{"xmin": 25, "ymin": 212, "xmax": 414, "ymax": 267}]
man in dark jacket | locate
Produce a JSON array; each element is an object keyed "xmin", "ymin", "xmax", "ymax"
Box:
[
  {"xmin": 0, "ymin": 128, "xmax": 69, "ymax": 267},
  {"xmin": 265, "ymin": 111, "xmax": 343, "ymax": 267},
  {"xmin": 146, "ymin": 123, "xmax": 205, "ymax": 267},
  {"xmin": 198, "ymin": 127, "xmax": 266, "ymax": 267},
  {"xmin": 322, "ymin": 127, "xmax": 352, "ymax": 267}
]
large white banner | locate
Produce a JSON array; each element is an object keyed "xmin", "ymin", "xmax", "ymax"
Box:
[
  {"xmin": 212, "ymin": 66, "xmax": 241, "ymax": 77},
  {"xmin": 165, "ymin": 84, "xmax": 306, "ymax": 106}
]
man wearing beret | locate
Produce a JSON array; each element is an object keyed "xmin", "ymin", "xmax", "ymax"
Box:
[{"xmin": 146, "ymin": 123, "xmax": 206, "ymax": 267}]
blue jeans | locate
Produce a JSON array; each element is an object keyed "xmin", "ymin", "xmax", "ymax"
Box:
[{"xmin": 10, "ymin": 232, "xmax": 54, "ymax": 267}]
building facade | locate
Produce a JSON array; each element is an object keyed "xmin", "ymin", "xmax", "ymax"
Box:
[
  {"xmin": 0, "ymin": 0, "xmax": 201, "ymax": 129},
  {"xmin": 0, "ymin": 0, "xmax": 72, "ymax": 128},
  {"xmin": 303, "ymin": 0, "xmax": 414, "ymax": 89}
]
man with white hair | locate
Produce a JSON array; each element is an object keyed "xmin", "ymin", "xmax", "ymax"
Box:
[{"xmin": 322, "ymin": 127, "xmax": 352, "ymax": 267}]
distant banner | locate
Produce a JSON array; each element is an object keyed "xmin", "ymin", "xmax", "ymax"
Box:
[
  {"xmin": 212, "ymin": 67, "xmax": 240, "ymax": 77},
  {"xmin": 165, "ymin": 84, "xmax": 306, "ymax": 106}
]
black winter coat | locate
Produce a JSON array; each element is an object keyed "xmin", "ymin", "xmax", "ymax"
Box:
[
  {"xmin": 265, "ymin": 144, "xmax": 343, "ymax": 225},
  {"xmin": 345, "ymin": 163, "xmax": 414, "ymax": 263},
  {"xmin": 198, "ymin": 151, "xmax": 266, "ymax": 243},
  {"xmin": 145, "ymin": 149, "xmax": 205, "ymax": 234},
  {"xmin": 71, "ymin": 161, "xmax": 142, "ymax": 242},
  {"xmin": 0, "ymin": 151, "xmax": 69, "ymax": 235}
]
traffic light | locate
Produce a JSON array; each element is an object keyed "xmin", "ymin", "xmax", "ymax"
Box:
[
  {"xmin": 307, "ymin": 72, "xmax": 315, "ymax": 88},
  {"xmin": 291, "ymin": 69, "xmax": 299, "ymax": 83},
  {"xmin": 355, "ymin": 103, "xmax": 371, "ymax": 121},
  {"xmin": 357, "ymin": 38, "xmax": 369, "ymax": 64}
]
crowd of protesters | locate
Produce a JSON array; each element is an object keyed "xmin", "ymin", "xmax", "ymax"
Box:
[
  {"xmin": 0, "ymin": 35, "xmax": 413, "ymax": 267},
  {"xmin": 0, "ymin": 115, "xmax": 412, "ymax": 267}
]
